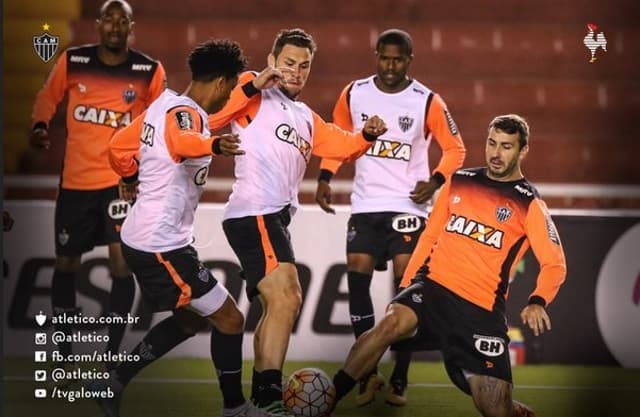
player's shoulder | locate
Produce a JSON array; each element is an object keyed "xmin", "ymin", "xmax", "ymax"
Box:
[
  {"xmin": 452, "ymin": 167, "xmax": 483, "ymax": 179},
  {"xmin": 128, "ymin": 48, "xmax": 162, "ymax": 68},
  {"xmin": 407, "ymin": 79, "xmax": 433, "ymax": 97},
  {"xmin": 65, "ymin": 44, "xmax": 98, "ymax": 63},
  {"xmin": 349, "ymin": 75, "xmax": 375, "ymax": 91},
  {"xmin": 512, "ymin": 178, "xmax": 541, "ymax": 201}
]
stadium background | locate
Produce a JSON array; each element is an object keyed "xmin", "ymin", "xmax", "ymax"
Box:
[
  {"xmin": 4, "ymin": 0, "xmax": 640, "ymax": 207},
  {"xmin": 2, "ymin": 0, "xmax": 640, "ymax": 379}
]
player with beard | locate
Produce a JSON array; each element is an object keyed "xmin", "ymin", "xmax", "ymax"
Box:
[
  {"xmin": 208, "ymin": 28, "xmax": 388, "ymax": 416},
  {"xmin": 331, "ymin": 114, "xmax": 567, "ymax": 417}
]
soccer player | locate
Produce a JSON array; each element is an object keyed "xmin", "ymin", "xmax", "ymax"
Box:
[
  {"xmin": 207, "ymin": 28, "xmax": 388, "ymax": 416},
  {"xmin": 29, "ymin": 0, "xmax": 166, "ymax": 372},
  {"xmin": 96, "ymin": 39, "xmax": 269, "ymax": 417},
  {"xmin": 331, "ymin": 114, "xmax": 567, "ymax": 417},
  {"xmin": 314, "ymin": 28, "xmax": 466, "ymax": 406}
]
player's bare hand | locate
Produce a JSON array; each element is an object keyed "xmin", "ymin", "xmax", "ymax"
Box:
[
  {"xmin": 410, "ymin": 179, "xmax": 439, "ymax": 204},
  {"xmin": 29, "ymin": 128, "xmax": 50, "ymax": 150},
  {"xmin": 3, "ymin": 211, "xmax": 14, "ymax": 232},
  {"xmin": 214, "ymin": 134, "xmax": 245, "ymax": 156},
  {"xmin": 362, "ymin": 115, "xmax": 387, "ymax": 138},
  {"xmin": 252, "ymin": 66, "xmax": 289, "ymax": 90},
  {"xmin": 118, "ymin": 178, "xmax": 139, "ymax": 203},
  {"xmin": 315, "ymin": 180, "xmax": 335, "ymax": 214},
  {"xmin": 520, "ymin": 304, "xmax": 551, "ymax": 336}
]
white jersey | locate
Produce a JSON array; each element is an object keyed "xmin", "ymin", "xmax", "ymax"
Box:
[
  {"xmin": 348, "ymin": 76, "xmax": 432, "ymax": 217},
  {"xmin": 224, "ymin": 87, "xmax": 314, "ymax": 220},
  {"xmin": 121, "ymin": 90, "xmax": 211, "ymax": 252}
]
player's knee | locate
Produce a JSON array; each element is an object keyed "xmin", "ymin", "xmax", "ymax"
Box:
[
  {"xmin": 375, "ymin": 313, "xmax": 407, "ymax": 344},
  {"xmin": 108, "ymin": 255, "xmax": 130, "ymax": 277},
  {"xmin": 174, "ymin": 310, "xmax": 209, "ymax": 336},
  {"xmin": 55, "ymin": 256, "xmax": 81, "ymax": 272},
  {"xmin": 378, "ymin": 304, "xmax": 417, "ymax": 341},
  {"xmin": 215, "ymin": 305, "xmax": 245, "ymax": 334},
  {"xmin": 262, "ymin": 273, "xmax": 302, "ymax": 316},
  {"xmin": 282, "ymin": 285, "xmax": 302, "ymax": 316}
]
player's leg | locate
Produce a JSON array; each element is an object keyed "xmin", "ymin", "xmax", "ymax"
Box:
[
  {"xmin": 51, "ymin": 189, "xmax": 93, "ymax": 383},
  {"xmin": 346, "ymin": 253, "xmax": 377, "ymax": 338},
  {"xmin": 345, "ymin": 213, "xmax": 386, "ymax": 406},
  {"xmin": 384, "ymin": 213, "xmax": 426, "ymax": 405},
  {"xmin": 223, "ymin": 208, "xmax": 299, "ymax": 414},
  {"xmin": 254, "ymin": 262, "xmax": 301, "ymax": 410},
  {"xmin": 91, "ymin": 244, "xmax": 254, "ymax": 416},
  {"xmin": 333, "ymin": 302, "xmax": 418, "ymax": 405},
  {"xmin": 347, "ymin": 251, "xmax": 385, "ymax": 406},
  {"xmin": 102, "ymin": 189, "xmax": 136, "ymax": 368},
  {"xmin": 468, "ymin": 375, "xmax": 535, "ymax": 417},
  {"xmin": 385, "ymin": 253, "xmax": 414, "ymax": 406},
  {"xmin": 88, "ymin": 244, "xmax": 204, "ymax": 416},
  {"xmin": 437, "ymin": 279, "xmax": 534, "ymax": 417},
  {"xmin": 105, "ymin": 242, "xmax": 135, "ymax": 365},
  {"xmin": 189, "ymin": 283, "xmax": 252, "ymax": 417}
]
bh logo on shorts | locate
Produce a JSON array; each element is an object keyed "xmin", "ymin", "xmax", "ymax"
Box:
[
  {"xmin": 108, "ymin": 200, "xmax": 131, "ymax": 220},
  {"xmin": 392, "ymin": 214, "xmax": 421, "ymax": 233},
  {"xmin": 473, "ymin": 334, "xmax": 505, "ymax": 357}
]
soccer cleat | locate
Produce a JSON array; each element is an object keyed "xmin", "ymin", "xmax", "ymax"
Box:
[
  {"xmin": 223, "ymin": 401, "xmax": 273, "ymax": 417},
  {"xmin": 87, "ymin": 371, "xmax": 124, "ymax": 417},
  {"xmin": 384, "ymin": 379, "xmax": 408, "ymax": 406},
  {"xmin": 258, "ymin": 400, "xmax": 294, "ymax": 417},
  {"xmin": 355, "ymin": 372, "xmax": 384, "ymax": 407}
]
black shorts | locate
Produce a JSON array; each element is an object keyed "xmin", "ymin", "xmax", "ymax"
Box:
[
  {"xmin": 392, "ymin": 276, "xmax": 512, "ymax": 395},
  {"xmin": 346, "ymin": 212, "xmax": 425, "ymax": 261},
  {"xmin": 121, "ymin": 243, "xmax": 227, "ymax": 315},
  {"xmin": 222, "ymin": 206, "xmax": 295, "ymax": 300},
  {"xmin": 54, "ymin": 186, "xmax": 129, "ymax": 256}
]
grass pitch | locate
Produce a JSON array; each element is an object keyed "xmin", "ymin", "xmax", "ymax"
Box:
[{"xmin": 4, "ymin": 358, "xmax": 639, "ymax": 417}]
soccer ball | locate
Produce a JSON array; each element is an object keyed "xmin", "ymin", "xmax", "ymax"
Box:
[{"xmin": 283, "ymin": 367, "xmax": 336, "ymax": 417}]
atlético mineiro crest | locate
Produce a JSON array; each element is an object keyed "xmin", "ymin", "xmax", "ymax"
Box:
[
  {"xmin": 33, "ymin": 23, "xmax": 59, "ymax": 63},
  {"xmin": 398, "ymin": 115, "xmax": 414, "ymax": 133},
  {"xmin": 123, "ymin": 84, "xmax": 137, "ymax": 103},
  {"xmin": 495, "ymin": 206, "xmax": 512, "ymax": 223}
]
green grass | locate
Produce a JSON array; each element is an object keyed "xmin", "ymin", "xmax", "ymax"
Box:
[{"xmin": 3, "ymin": 358, "xmax": 640, "ymax": 417}]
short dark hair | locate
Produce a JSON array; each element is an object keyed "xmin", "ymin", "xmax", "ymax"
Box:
[
  {"xmin": 188, "ymin": 39, "xmax": 247, "ymax": 82},
  {"xmin": 489, "ymin": 114, "xmax": 530, "ymax": 149},
  {"xmin": 376, "ymin": 29, "xmax": 413, "ymax": 55},
  {"xmin": 99, "ymin": 0, "xmax": 133, "ymax": 19},
  {"xmin": 271, "ymin": 28, "xmax": 317, "ymax": 57}
]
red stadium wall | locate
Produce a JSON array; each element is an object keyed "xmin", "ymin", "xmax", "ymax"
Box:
[{"xmin": 5, "ymin": 0, "xmax": 640, "ymax": 207}]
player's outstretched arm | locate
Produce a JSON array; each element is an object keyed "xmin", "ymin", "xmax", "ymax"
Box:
[{"xmin": 311, "ymin": 112, "xmax": 387, "ymax": 162}]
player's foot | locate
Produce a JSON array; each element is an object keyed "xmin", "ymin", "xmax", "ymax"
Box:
[
  {"xmin": 355, "ymin": 372, "xmax": 384, "ymax": 407},
  {"xmin": 384, "ymin": 379, "xmax": 407, "ymax": 406},
  {"xmin": 87, "ymin": 371, "xmax": 124, "ymax": 417},
  {"xmin": 258, "ymin": 400, "xmax": 294, "ymax": 417},
  {"xmin": 223, "ymin": 401, "xmax": 271, "ymax": 417}
]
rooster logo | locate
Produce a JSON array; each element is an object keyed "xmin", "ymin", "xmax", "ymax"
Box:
[{"xmin": 583, "ymin": 23, "xmax": 607, "ymax": 63}]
